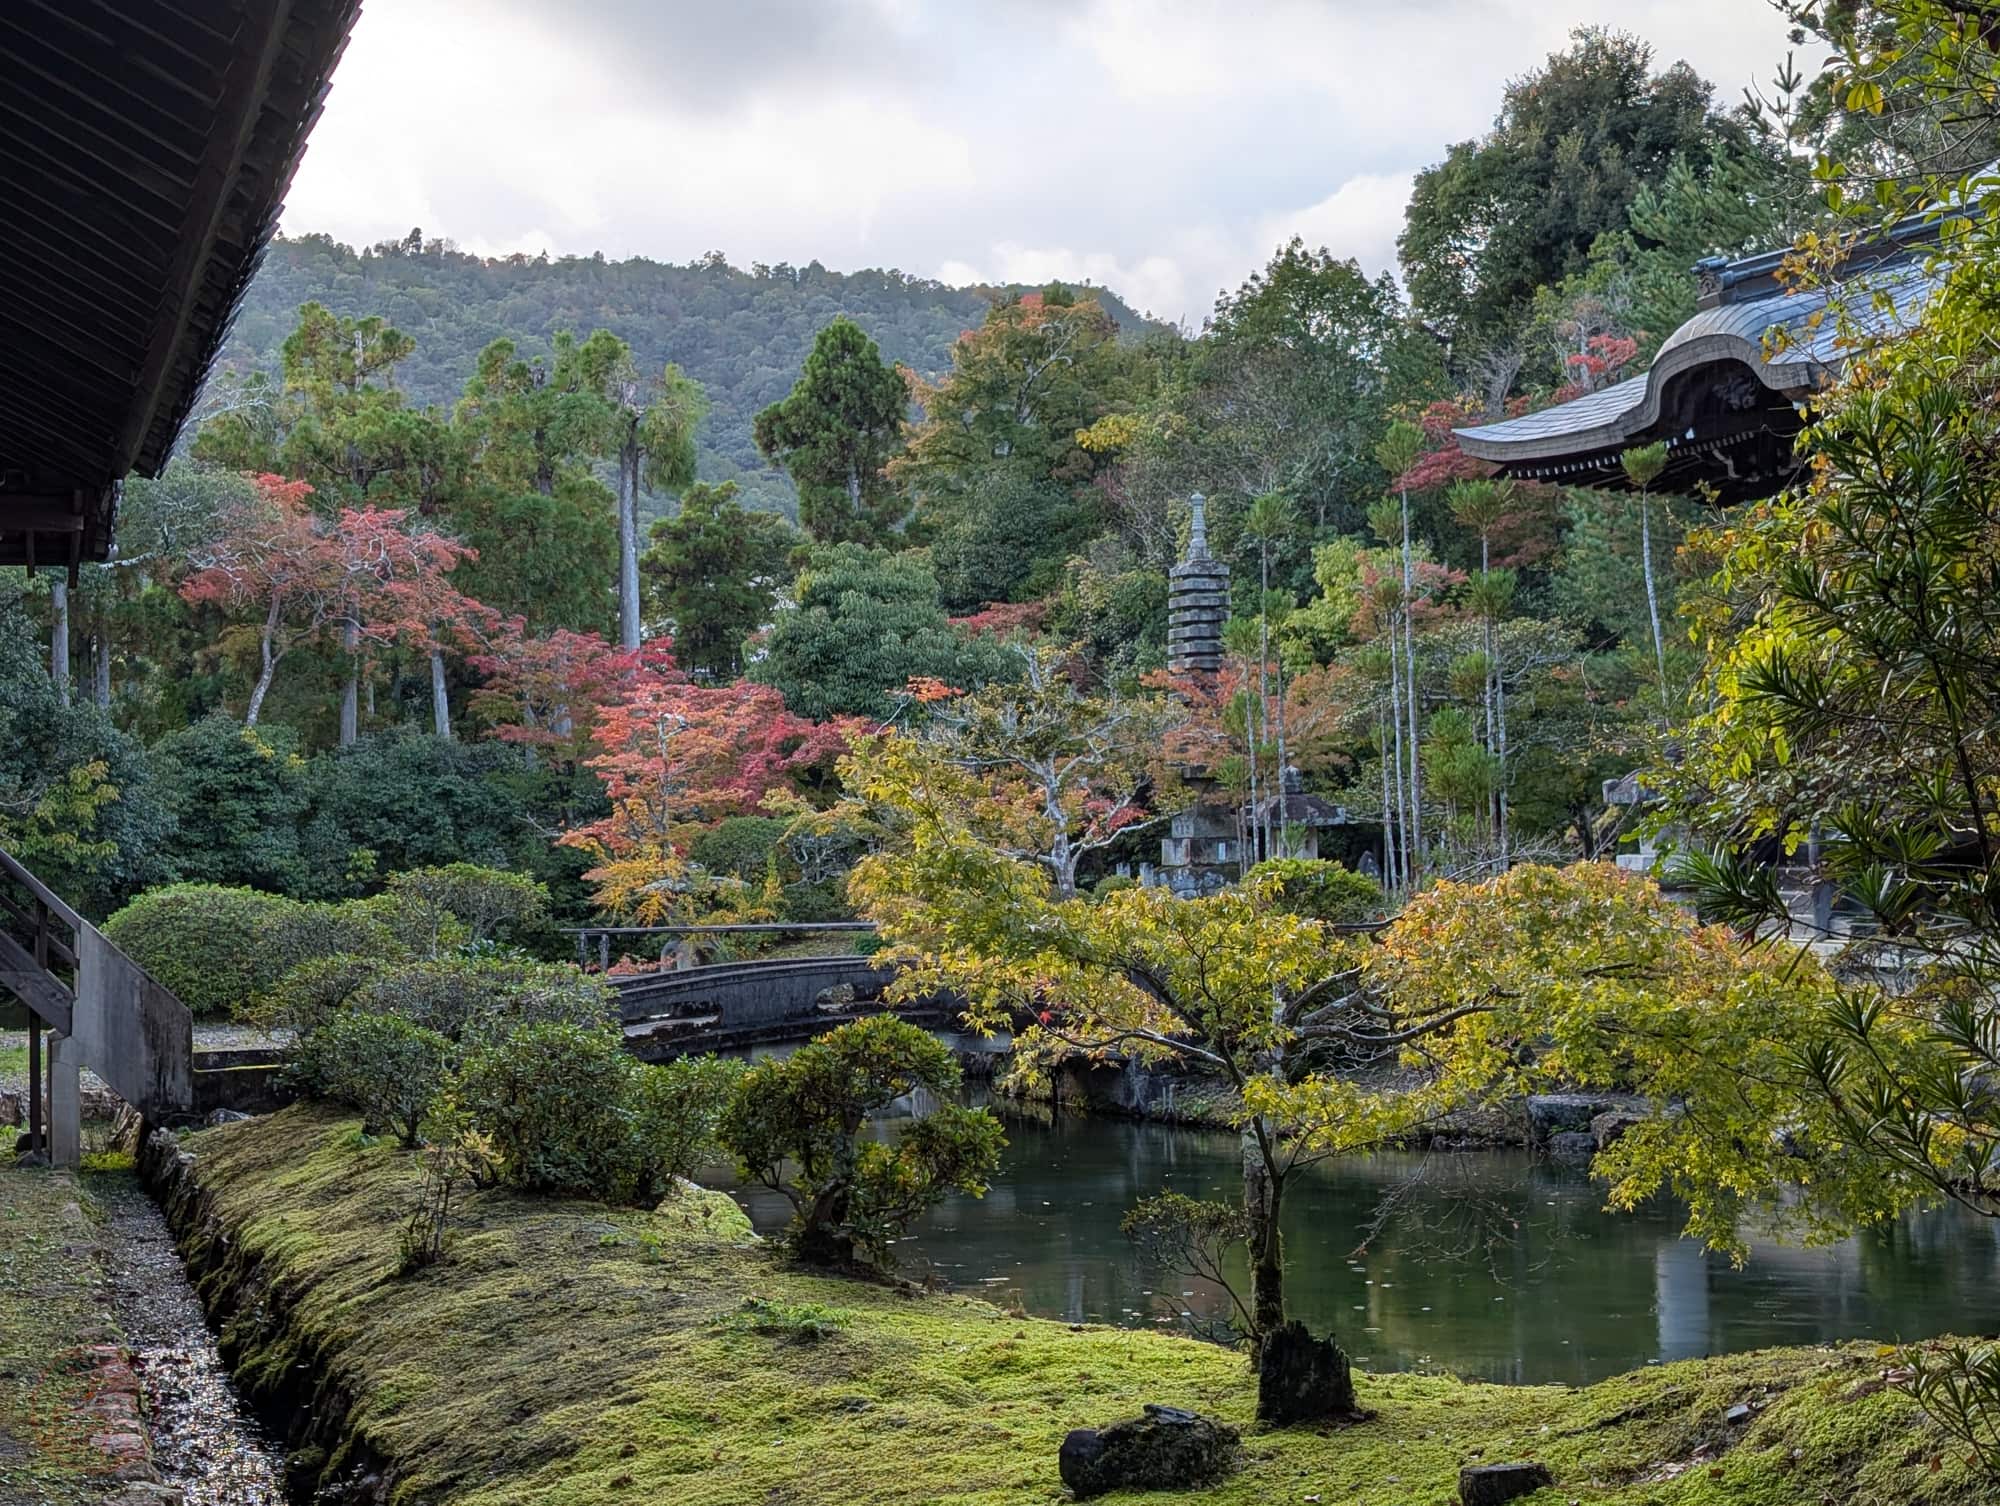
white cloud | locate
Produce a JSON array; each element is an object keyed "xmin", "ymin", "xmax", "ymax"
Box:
[{"xmin": 285, "ymin": 0, "xmax": 1798, "ymax": 326}]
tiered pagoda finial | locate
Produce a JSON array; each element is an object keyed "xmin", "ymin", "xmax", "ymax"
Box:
[{"xmin": 1167, "ymin": 492, "xmax": 1230, "ymax": 674}]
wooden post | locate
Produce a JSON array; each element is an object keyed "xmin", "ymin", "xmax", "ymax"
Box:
[
  {"xmin": 26, "ymin": 899, "xmax": 48, "ymax": 1159},
  {"xmin": 25, "ymin": 1015, "xmax": 40, "ymax": 1158},
  {"xmin": 598, "ymin": 932, "xmax": 610, "ymax": 972}
]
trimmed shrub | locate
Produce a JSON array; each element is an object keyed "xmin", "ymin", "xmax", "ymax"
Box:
[
  {"xmin": 1245, "ymin": 858, "xmax": 1384, "ymax": 925},
  {"xmin": 718, "ymin": 1014, "xmax": 1004, "ymax": 1267},
  {"xmin": 346, "ymin": 957, "xmax": 611, "ymax": 1044},
  {"xmin": 102, "ymin": 884, "xmax": 306, "ymax": 1017},
  {"xmin": 291, "ymin": 1011, "xmax": 452, "ymax": 1146},
  {"xmin": 451, "ymin": 1023, "xmax": 740, "ymax": 1205},
  {"xmin": 262, "ymin": 899, "xmax": 408, "ymax": 988},
  {"xmin": 380, "ymin": 863, "xmax": 550, "ymax": 959},
  {"xmin": 258, "ymin": 953, "xmax": 390, "ymax": 1037},
  {"xmin": 626, "ymin": 1055, "xmax": 744, "ymax": 1205}
]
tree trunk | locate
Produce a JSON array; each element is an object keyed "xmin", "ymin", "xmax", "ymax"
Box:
[
  {"xmin": 246, "ymin": 598, "xmax": 282, "ymax": 726},
  {"xmin": 1385, "ymin": 631, "xmax": 1407, "ymax": 891},
  {"xmin": 1258, "ymin": 546, "xmax": 1273, "ymax": 862},
  {"xmin": 1378, "ymin": 717, "xmax": 1399, "ymax": 891},
  {"xmin": 91, "ymin": 632, "xmax": 111, "ymax": 708},
  {"xmin": 1243, "ymin": 1126, "xmax": 1284, "ymax": 1345},
  {"xmin": 49, "ymin": 580, "xmax": 70, "ymax": 707},
  {"xmin": 1495, "ymin": 650, "xmax": 1509, "ymax": 869},
  {"xmin": 618, "ymin": 437, "xmax": 643, "ymax": 652},
  {"xmin": 430, "ymin": 649, "xmax": 453, "ymax": 740},
  {"xmin": 1639, "ymin": 492, "xmax": 1667, "ymax": 709},
  {"xmin": 339, "ymin": 619, "xmax": 361, "ymax": 746},
  {"xmin": 1400, "ymin": 488, "xmax": 1422, "ymax": 883}
]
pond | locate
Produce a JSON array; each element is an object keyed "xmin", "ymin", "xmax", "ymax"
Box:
[{"xmin": 722, "ymin": 1099, "xmax": 2000, "ymax": 1385}]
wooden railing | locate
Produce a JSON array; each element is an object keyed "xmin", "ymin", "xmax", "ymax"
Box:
[
  {"xmin": 561, "ymin": 920, "xmax": 874, "ymax": 972},
  {"xmin": 0, "ymin": 847, "xmax": 82, "ymax": 1161},
  {"xmin": 1, "ymin": 845, "xmax": 193, "ymax": 1166}
]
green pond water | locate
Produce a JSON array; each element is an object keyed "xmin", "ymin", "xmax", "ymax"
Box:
[{"xmin": 725, "ymin": 1098, "xmax": 2000, "ymax": 1385}]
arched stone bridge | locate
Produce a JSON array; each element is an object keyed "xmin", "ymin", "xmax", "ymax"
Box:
[{"xmin": 614, "ymin": 956, "xmax": 958, "ymax": 1059}]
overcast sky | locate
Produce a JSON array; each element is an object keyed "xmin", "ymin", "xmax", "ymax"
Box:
[{"xmin": 284, "ymin": 1, "xmax": 1798, "ymax": 327}]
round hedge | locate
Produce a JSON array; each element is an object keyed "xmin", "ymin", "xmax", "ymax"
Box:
[{"xmin": 101, "ymin": 884, "xmax": 308, "ymax": 1018}]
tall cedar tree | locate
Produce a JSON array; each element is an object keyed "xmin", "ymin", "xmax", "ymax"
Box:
[{"xmin": 753, "ymin": 316, "xmax": 910, "ymax": 545}]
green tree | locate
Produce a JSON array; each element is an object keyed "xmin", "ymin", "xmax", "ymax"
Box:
[
  {"xmin": 0, "ymin": 607, "xmax": 171, "ymax": 914},
  {"xmin": 601, "ymin": 356, "xmax": 705, "ymax": 652},
  {"xmin": 717, "ymin": 1014, "xmax": 1004, "ymax": 1268},
  {"xmin": 753, "ymin": 316, "xmax": 910, "ymax": 544},
  {"xmin": 640, "ymin": 480, "xmax": 799, "ymax": 680},
  {"xmin": 1399, "ymin": 28, "xmax": 1739, "ymax": 344},
  {"xmin": 1199, "ymin": 241, "xmax": 1442, "ymax": 533},
  {"xmin": 747, "ymin": 544, "xmax": 1014, "ymax": 720},
  {"xmin": 449, "ymin": 330, "xmax": 625, "ymax": 632}
]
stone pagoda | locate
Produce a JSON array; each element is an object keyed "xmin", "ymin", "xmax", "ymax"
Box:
[{"xmin": 1166, "ymin": 492, "xmax": 1230, "ymax": 674}]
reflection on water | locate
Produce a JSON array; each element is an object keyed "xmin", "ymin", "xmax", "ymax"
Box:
[{"xmin": 719, "ymin": 1095, "xmax": 2000, "ymax": 1385}]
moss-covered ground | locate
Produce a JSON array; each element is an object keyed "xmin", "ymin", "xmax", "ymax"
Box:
[
  {"xmin": 178, "ymin": 1105, "xmax": 1992, "ymax": 1506},
  {"xmin": 0, "ymin": 1166, "xmax": 118, "ymax": 1504}
]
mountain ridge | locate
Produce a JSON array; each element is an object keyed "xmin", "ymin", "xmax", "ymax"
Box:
[{"xmin": 219, "ymin": 231, "xmax": 1166, "ymax": 515}]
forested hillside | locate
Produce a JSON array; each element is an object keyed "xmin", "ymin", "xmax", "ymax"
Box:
[{"xmin": 218, "ymin": 233, "xmax": 1160, "ymax": 515}]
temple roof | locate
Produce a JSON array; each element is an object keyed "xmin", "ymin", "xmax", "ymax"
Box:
[
  {"xmin": 0, "ymin": 0, "xmax": 359, "ymax": 571},
  {"xmin": 1453, "ymin": 227, "xmax": 1944, "ymax": 503}
]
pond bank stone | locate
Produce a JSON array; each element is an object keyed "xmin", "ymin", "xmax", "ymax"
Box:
[
  {"xmin": 1058, "ymin": 1404, "xmax": 1240, "ymax": 1498},
  {"xmin": 1460, "ymin": 1461, "xmax": 1553, "ymax": 1505},
  {"xmin": 1545, "ymin": 1130, "xmax": 1598, "ymax": 1164}
]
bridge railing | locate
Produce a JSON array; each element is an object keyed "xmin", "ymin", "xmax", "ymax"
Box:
[
  {"xmin": 1, "ymin": 844, "xmax": 192, "ymax": 1166},
  {"xmin": 561, "ymin": 920, "xmax": 876, "ymax": 973}
]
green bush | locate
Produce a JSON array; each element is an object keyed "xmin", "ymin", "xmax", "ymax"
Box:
[
  {"xmin": 263, "ymin": 898, "xmax": 408, "ymax": 981},
  {"xmin": 1093, "ymin": 875, "xmax": 1137, "ymax": 899},
  {"xmin": 258, "ymin": 954, "xmax": 390, "ymax": 1037},
  {"xmin": 718, "ymin": 1014, "xmax": 1004, "ymax": 1267},
  {"xmin": 1245, "ymin": 858, "xmax": 1384, "ymax": 925},
  {"xmin": 451, "ymin": 1023, "xmax": 740, "ymax": 1205},
  {"xmin": 380, "ymin": 863, "xmax": 551, "ymax": 959},
  {"xmin": 347, "ymin": 957, "xmax": 610, "ymax": 1044},
  {"xmin": 779, "ymin": 877, "xmax": 852, "ymax": 923},
  {"xmin": 291, "ymin": 1011, "xmax": 452, "ymax": 1146},
  {"xmin": 626, "ymin": 1055, "xmax": 745, "ymax": 1205},
  {"xmin": 102, "ymin": 884, "xmax": 306, "ymax": 1017},
  {"xmin": 688, "ymin": 817, "xmax": 795, "ymax": 883}
]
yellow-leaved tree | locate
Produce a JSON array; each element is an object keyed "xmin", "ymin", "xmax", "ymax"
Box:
[{"xmin": 848, "ymin": 718, "xmax": 1840, "ymax": 1425}]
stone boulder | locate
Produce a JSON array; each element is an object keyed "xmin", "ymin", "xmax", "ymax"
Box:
[
  {"xmin": 1256, "ymin": 1319, "xmax": 1356, "ymax": 1425},
  {"xmin": 1524, "ymin": 1095, "xmax": 1617, "ymax": 1144},
  {"xmin": 1460, "ymin": 1461, "xmax": 1553, "ymax": 1505},
  {"xmin": 1058, "ymin": 1405, "xmax": 1239, "ymax": 1499},
  {"xmin": 1590, "ymin": 1108, "xmax": 1645, "ymax": 1150}
]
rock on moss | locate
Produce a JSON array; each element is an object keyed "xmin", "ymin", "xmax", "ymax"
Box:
[{"xmin": 1059, "ymin": 1404, "xmax": 1240, "ymax": 1498}]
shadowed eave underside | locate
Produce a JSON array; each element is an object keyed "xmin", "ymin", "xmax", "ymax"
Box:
[{"xmin": 0, "ymin": 0, "xmax": 360, "ymax": 570}]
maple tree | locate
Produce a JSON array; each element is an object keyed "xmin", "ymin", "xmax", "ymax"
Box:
[
  {"xmin": 843, "ymin": 644, "xmax": 1172, "ymax": 900},
  {"xmin": 563, "ymin": 645, "xmax": 855, "ymax": 921},
  {"xmin": 179, "ymin": 474, "xmax": 333, "ymax": 726},
  {"xmin": 327, "ymin": 506, "xmax": 486, "ymax": 744},
  {"xmin": 468, "ymin": 626, "xmax": 626, "ymax": 761}
]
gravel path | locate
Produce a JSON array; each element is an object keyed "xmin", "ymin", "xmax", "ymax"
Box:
[{"xmin": 95, "ymin": 1176, "xmax": 289, "ymax": 1506}]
